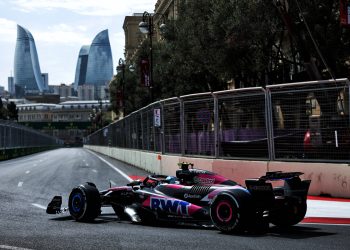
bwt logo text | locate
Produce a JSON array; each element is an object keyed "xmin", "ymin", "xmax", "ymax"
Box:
[{"xmin": 150, "ymin": 197, "xmax": 190, "ymax": 215}]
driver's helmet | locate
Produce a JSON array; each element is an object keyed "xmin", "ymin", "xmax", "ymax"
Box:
[{"xmin": 165, "ymin": 176, "xmax": 178, "ymax": 184}]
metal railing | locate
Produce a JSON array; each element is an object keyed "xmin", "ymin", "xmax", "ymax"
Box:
[
  {"xmin": 85, "ymin": 79, "xmax": 350, "ymax": 163},
  {"xmin": 0, "ymin": 120, "xmax": 63, "ymax": 150}
]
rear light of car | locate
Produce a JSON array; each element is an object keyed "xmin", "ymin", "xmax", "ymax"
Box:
[{"xmin": 304, "ymin": 129, "xmax": 311, "ymax": 149}]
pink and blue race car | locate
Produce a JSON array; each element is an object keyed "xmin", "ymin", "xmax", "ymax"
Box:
[{"xmin": 47, "ymin": 162, "xmax": 311, "ymax": 233}]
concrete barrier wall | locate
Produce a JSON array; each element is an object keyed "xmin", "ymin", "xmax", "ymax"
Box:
[
  {"xmin": 0, "ymin": 146, "xmax": 59, "ymax": 161},
  {"xmin": 268, "ymin": 161, "xmax": 350, "ymax": 198},
  {"xmin": 85, "ymin": 145, "xmax": 350, "ymax": 198}
]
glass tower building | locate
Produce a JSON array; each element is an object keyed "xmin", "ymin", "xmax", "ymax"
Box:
[
  {"xmin": 14, "ymin": 25, "xmax": 47, "ymax": 96},
  {"xmin": 73, "ymin": 45, "xmax": 90, "ymax": 91},
  {"xmin": 85, "ymin": 30, "xmax": 113, "ymax": 86}
]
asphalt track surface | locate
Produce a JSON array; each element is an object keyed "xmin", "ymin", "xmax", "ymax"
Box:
[{"xmin": 0, "ymin": 148, "xmax": 349, "ymax": 250}]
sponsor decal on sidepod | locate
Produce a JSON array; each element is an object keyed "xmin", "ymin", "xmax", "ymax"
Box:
[{"xmin": 150, "ymin": 197, "xmax": 190, "ymax": 215}]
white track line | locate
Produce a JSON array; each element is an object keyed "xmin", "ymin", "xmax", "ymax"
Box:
[
  {"xmin": 306, "ymin": 200, "xmax": 350, "ymax": 218},
  {"xmin": 0, "ymin": 245, "xmax": 34, "ymax": 250},
  {"xmin": 92, "ymin": 169, "xmax": 98, "ymax": 173},
  {"xmin": 17, "ymin": 182, "xmax": 23, "ymax": 187},
  {"xmin": 300, "ymin": 222, "xmax": 350, "ymax": 226},
  {"xmin": 25, "ymin": 171, "xmax": 30, "ymax": 174},
  {"xmin": 87, "ymin": 150, "xmax": 132, "ymax": 182}
]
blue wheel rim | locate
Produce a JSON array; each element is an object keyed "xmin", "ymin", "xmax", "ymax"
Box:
[{"xmin": 71, "ymin": 193, "xmax": 84, "ymax": 213}]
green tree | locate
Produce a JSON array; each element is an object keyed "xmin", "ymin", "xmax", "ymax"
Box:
[
  {"xmin": 113, "ymin": 0, "xmax": 350, "ymax": 116},
  {"xmin": 109, "ymin": 54, "xmax": 149, "ymax": 117},
  {"xmin": 157, "ymin": 0, "xmax": 350, "ymax": 89},
  {"xmin": 0, "ymin": 98, "xmax": 8, "ymax": 120},
  {"xmin": 7, "ymin": 101, "xmax": 18, "ymax": 121},
  {"xmin": 0, "ymin": 96, "xmax": 4, "ymax": 119}
]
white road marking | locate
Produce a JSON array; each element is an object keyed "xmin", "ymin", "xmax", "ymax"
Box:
[
  {"xmin": 17, "ymin": 182, "xmax": 23, "ymax": 187},
  {"xmin": 300, "ymin": 222, "xmax": 350, "ymax": 226},
  {"xmin": 92, "ymin": 169, "xmax": 98, "ymax": 173},
  {"xmin": 31, "ymin": 203, "xmax": 46, "ymax": 210},
  {"xmin": 0, "ymin": 245, "xmax": 34, "ymax": 250},
  {"xmin": 25, "ymin": 171, "xmax": 30, "ymax": 174},
  {"xmin": 87, "ymin": 150, "xmax": 132, "ymax": 182},
  {"xmin": 306, "ymin": 200, "xmax": 350, "ymax": 218}
]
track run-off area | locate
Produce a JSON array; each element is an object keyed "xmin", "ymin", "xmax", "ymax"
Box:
[{"xmin": 0, "ymin": 148, "xmax": 349, "ymax": 250}]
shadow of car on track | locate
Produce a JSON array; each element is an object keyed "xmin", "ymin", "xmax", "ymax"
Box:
[
  {"xmin": 49, "ymin": 213, "xmax": 121, "ymax": 224},
  {"xmin": 49, "ymin": 213, "xmax": 337, "ymax": 240},
  {"xmin": 49, "ymin": 213, "xmax": 331, "ymax": 238},
  {"xmin": 265, "ymin": 225, "xmax": 336, "ymax": 239},
  {"xmin": 49, "ymin": 213, "xmax": 215, "ymax": 230}
]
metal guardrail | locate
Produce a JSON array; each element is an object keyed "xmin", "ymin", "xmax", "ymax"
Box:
[
  {"xmin": 0, "ymin": 120, "xmax": 63, "ymax": 150},
  {"xmin": 85, "ymin": 79, "xmax": 350, "ymax": 163}
]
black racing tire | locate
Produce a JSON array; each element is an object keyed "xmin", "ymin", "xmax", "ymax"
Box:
[
  {"xmin": 210, "ymin": 190, "xmax": 252, "ymax": 233},
  {"xmin": 68, "ymin": 183, "xmax": 101, "ymax": 222},
  {"xmin": 269, "ymin": 198, "xmax": 307, "ymax": 227}
]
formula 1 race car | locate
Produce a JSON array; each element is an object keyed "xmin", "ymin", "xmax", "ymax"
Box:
[{"xmin": 47, "ymin": 162, "xmax": 311, "ymax": 233}]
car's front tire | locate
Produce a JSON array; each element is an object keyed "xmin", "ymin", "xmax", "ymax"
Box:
[{"xmin": 68, "ymin": 182, "xmax": 101, "ymax": 222}]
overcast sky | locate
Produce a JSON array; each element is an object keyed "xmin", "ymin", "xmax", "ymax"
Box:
[{"xmin": 0, "ymin": 0, "xmax": 156, "ymax": 90}]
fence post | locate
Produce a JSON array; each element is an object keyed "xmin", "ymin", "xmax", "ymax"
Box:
[
  {"xmin": 179, "ymin": 97, "xmax": 185, "ymax": 156},
  {"xmin": 266, "ymin": 88, "xmax": 275, "ymax": 160},
  {"xmin": 160, "ymin": 101, "xmax": 165, "ymax": 154},
  {"xmin": 213, "ymin": 93, "xmax": 219, "ymax": 158}
]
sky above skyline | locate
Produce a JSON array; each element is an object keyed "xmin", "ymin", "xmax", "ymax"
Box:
[{"xmin": 0, "ymin": 0, "xmax": 156, "ymax": 90}]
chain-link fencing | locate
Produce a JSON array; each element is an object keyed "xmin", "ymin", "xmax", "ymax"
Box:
[
  {"xmin": 85, "ymin": 79, "xmax": 350, "ymax": 163},
  {"xmin": 0, "ymin": 121, "xmax": 62, "ymax": 150}
]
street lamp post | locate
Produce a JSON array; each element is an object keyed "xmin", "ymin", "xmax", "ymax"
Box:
[
  {"xmin": 116, "ymin": 58, "xmax": 126, "ymax": 117},
  {"xmin": 98, "ymin": 98, "xmax": 103, "ymax": 128},
  {"xmin": 116, "ymin": 58, "xmax": 135, "ymax": 118},
  {"xmin": 139, "ymin": 11, "xmax": 166, "ymax": 103}
]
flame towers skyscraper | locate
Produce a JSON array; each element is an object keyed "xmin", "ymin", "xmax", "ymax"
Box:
[
  {"xmin": 73, "ymin": 45, "xmax": 90, "ymax": 90},
  {"xmin": 14, "ymin": 25, "xmax": 48, "ymax": 97},
  {"xmin": 85, "ymin": 29, "xmax": 113, "ymax": 86},
  {"xmin": 74, "ymin": 30, "xmax": 113, "ymax": 91},
  {"xmin": 73, "ymin": 29, "xmax": 113, "ymax": 100}
]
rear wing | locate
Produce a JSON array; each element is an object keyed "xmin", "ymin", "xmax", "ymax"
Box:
[
  {"xmin": 245, "ymin": 171, "xmax": 310, "ymax": 209},
  {"xmin": 259, "ymin": 171, "xmax": 304, "ymax": 181}
]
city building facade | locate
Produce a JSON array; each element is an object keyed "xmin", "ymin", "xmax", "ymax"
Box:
[
  {"xmin": 52, "ymin": 84, "xmax": 72, "ymax": 99},
  {"xmin": 123, "ymin": 1, "xmax": 180, "ymax": 64},
  {"xmin": 8, "ymin": 77, "xmax": 15, "ymax": 96},
  {"xmin": 0, "ymin": 86, "xmax": 5, "ymax": 96},
  {"xmin": 41, "ymin": 73, "xmax": 49, "ymax": 90},
  {"xmin": 154, "ymin": 0, "xmax": 179, "ymax": 39},
  {"xmin": 123, "ymin": 14, "xmax": 144, "ymax": 62},
  {"xmin": 77, "ymin": 84, "xmax": 95, "ymax": 100},
  {"xmin": 17, "ymin": 100, "xmax": 111, "ymax": 146},
  {"xmin": 14, "ymin": 25, "xmax": 48, "ymax": 97}
]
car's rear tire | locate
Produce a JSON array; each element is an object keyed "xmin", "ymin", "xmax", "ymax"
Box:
[
  {"xmin": 68, "ymin": 183, "xmax": 101, "ymax": 222},
  {"xmin": 210, "ymin": 190, "xmax": 252, "ymax": 233},
  {"xmin": 269, "ymin": 198, "xmax": 307, "ymax": 227}
]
